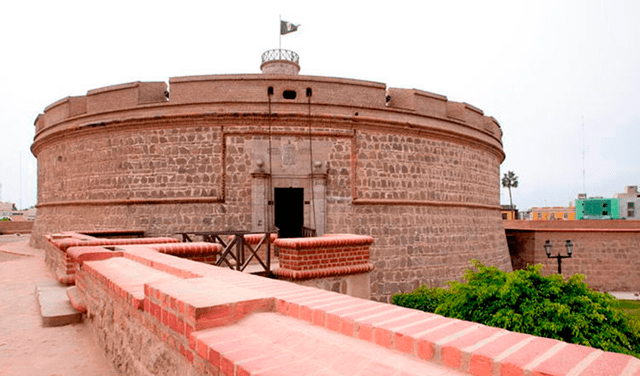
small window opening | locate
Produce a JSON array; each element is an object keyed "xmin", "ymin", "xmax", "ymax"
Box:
[{"xmin": 283, "ymin": 90, "xmax": 297, "ymax": 100}]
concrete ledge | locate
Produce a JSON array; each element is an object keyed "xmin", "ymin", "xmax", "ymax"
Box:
[{"xmin": 35, "ymin": 280, "xmax": 82, "ymax": 327}]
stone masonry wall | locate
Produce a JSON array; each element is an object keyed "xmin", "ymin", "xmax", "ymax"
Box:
[
  {"xmin": 355, "ymin": 205, "xmax": 511, "ymax": 302},
  {"xmin": 76, "ymin": 260, "xmax": 206, "ymax": 376},
  {"xmin": 0, "ymin": 221, "xmax": 33, "ymax": 234},
  {"xmin": 32, "ymin": 118, "xmax": 510, "ymax": 301},
  {"xmin": 354, "ymin": 130, "xmax": 499, "ymax": 205},
  {"xmin": 505, "ymin": 220, "xmax": 640, "ymax": 291},
  {"xmin": 36, "ymin": 123, "xmax": 223, "ymax": 204},
  {"xmin": 32, "ymin": 72, "xmax": 510, "ymax": 302}
]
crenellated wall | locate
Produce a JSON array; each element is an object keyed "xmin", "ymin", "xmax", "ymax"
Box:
[
  {"xmin": 33, "ymin": 75, "xmax": 503, "ymax": 148},
  {"xmin": 32, "ymin": 69, "xmax": 510, "ymax": 301}
]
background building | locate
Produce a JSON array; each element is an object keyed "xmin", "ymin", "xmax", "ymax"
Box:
[
  {"xmin": 615, "ymin": 185, "xmax": 640, "ymax": 220},
  {"xmin": 576, "ymin": 186, "xmax": 640, "ymax": 220},
  {"xmin": 527, "ymin": 206, "xmax": 576, "ymax": 220},
  {"xmin": 501, "ymin": 204, "xmax": 519, "ymax": 220}
]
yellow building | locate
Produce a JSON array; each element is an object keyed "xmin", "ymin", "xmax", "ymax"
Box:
[
  {"xmin": 501, "ymin": 210, "xmax": 518, "ymax": 220},
  {"xmin": 528, "ymin": 206, "xmax": 576, "ymax": 220}
]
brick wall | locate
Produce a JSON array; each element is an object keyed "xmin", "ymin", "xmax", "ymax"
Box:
[
  {"xmin": 0, "ymin": 221, "xmax": 33, "ymax": 234},
  {"xmin": 275, "ymin": 234, "xmax": 373, "ymax": 272},
  {"xmin": 44, "ymin": 232, "xmax": 222, "ymax": 285},
  {"xmin": 505, "ymin": 220, "xmax": 640, "ymax": 291},
  {"xmin": 68, "ymin": 241, "xmax": 640, "ymax": 376}
]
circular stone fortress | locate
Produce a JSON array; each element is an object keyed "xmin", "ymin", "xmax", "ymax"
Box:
[{"xmin": 31, "ymin": 50, "xmax": 512, "ymax": 301}]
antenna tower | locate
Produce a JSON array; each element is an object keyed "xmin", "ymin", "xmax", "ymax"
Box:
[{"xmin": 582, "ymin": 116, "xmax": 586, "ymax": 194}]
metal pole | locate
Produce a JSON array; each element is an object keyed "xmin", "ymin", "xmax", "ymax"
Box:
[
  {"xmin": 266, "ymin": 232, "xmax": 271, "ymax": 273},
  {"xmin": 557, "ymin": 257, "xmax": 562, "ymax": 274},
  {"xmin": 279, "ymin": 15, "xmax": 281, "ymax": 52},
  {"xmin": 236, "ymin": 233, "xmax": 243, "ymax": 271}
]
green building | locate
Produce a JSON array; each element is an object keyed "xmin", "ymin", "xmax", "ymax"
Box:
[{"xmin": 576, "ymin": 198, "xmax": 620, "ymax": 220}]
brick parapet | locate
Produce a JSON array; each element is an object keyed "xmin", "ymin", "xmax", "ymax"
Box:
[
  {"xmin": 273, "ymin": 234, "xmax": 374, "ymax": 280},
  {"xmin": 46, "ymin": 232, "xmax": 178, "ymax": 252},
  {"xmin": 504, "ymin": 220, "xmax": 640, "ymax": 231},
  {"xmin": 0, "ymin": 221, "xmax": 33, "ymax": 234},
  {"xmin": 71, "ymin": 241, "xmax": 640, "ymax": 376},
  {"xmin": 45, "ymin": 232, "xmax": 222, "ymax": 285},
  {"xmin": 33, "ymin": 74, "xmax": 503, "ymax": 155}
]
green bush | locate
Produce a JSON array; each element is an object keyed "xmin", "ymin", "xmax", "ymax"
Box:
[
  {"xmin": 391, "ymin": 285, "xmax": 452, "ymax": 313},
  {"xmin": 392, "ymin": 260, "xmax": 640, "ymax": 358}
]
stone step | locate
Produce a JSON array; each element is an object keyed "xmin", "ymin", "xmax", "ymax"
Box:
[{"xmin": 35, "ymin": 280, "xmax": 83, "ymax": 327}]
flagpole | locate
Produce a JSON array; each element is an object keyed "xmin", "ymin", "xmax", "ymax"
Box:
[{"xmin": 279, "ymin": 15, "xmax": 282, "ymax": 54}]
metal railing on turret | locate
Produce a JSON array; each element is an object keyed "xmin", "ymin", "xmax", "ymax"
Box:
[{"xmin": 261, "ymin": 49, "xmax": 300, "ymax": 64}]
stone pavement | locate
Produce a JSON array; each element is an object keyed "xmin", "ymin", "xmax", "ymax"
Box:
[
  {"xmin": 0, "ymin": 235, "xmax": 118, "ymax": 376},
  {"xmin": 609, "ymin": 292, "xmax": 640, "ymax": 300}
]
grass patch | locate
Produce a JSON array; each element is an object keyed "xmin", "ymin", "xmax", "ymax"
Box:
[{"xmin": 612, "ymin": 300, "xmax": 640, "ymax": 319}]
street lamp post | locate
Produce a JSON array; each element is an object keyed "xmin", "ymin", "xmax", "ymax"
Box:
[{"xmin": 544, "ymin": 240, "xmax": 573, "ymax": 274}]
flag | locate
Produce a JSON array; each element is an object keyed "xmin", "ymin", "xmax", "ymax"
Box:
[{"xmin": 280, "ymin": 20, "xmax": 299, "ymax": 35}]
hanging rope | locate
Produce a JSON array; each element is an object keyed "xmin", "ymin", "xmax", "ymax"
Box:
[
  {"xmin": 307, "ymin": 88, "xmax": 317, "ymax": 232},
  {"xmin": 267, "ymin": 87, "xmax": 274, "ymax": 233}
]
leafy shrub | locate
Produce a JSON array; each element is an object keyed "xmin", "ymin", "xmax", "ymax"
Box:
[
  {"xmin": 392, "ymin": 260, "xmax": 640, "ymax": 358},
  {"xmin": 391, "ymin": 285, "xmax": 452, "ymax": 313}
]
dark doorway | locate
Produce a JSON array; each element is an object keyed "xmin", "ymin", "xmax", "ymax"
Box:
[{"xmin": 274, "ymin": 188, "xmax": 304, "ymax": 238}]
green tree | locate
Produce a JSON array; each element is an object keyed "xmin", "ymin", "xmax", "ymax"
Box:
[{"xmin": 502, "ymin": 171, "xmax": 518, "ymax": 210}]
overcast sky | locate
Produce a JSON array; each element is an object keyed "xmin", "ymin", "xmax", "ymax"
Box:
[{"xmin": 1, "ymin": 0, "xmax": 638, "ymax": 210}]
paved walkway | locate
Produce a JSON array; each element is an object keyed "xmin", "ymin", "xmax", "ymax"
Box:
[
  {"xmin": 0, "ymin": 235, "xmax": 118, "ymax": 376},
  {"xmin": 609, "ymin": 291, "xmax": 640, "ymax": 300}
]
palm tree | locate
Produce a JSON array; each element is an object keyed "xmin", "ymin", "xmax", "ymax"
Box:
[{"xmin": 501, "ymin": 171, "xmax": 518, "ymax": 211}]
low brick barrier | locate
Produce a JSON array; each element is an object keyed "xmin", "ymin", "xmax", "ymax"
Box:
[
  {"xmin": 45, "ymin": 232, "xmax": 222, "ymax": 285},
  {"xmin": 67, "ymin": 240, "xmax": 640, "ymax": 376},
  {"xmin": 0, "ymin": 221, "xmax": 33, "ymax": 234},
  {"xmin": 273, "ymin": 234, "xmax": 374, "ymax": 280},
  {"xmin": 146, "ymin": 242, "xmax": 223, "ymax": 265}
]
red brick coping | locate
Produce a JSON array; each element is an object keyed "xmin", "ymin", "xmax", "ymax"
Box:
[
  {"xmin": 46, "ymin": 232, "xmax": 178, "ymax": 252},
  {"xmin": 236, "ymin": 233, "xmax": 279, "ymax": 245},
  {"xmin": 273, "ymin": 234, "xmax": 375, "ymax": 280},
  {"xmin": 67, "ymin": 239, "xmax": 640, "ymax": 376},
  {"xmin": 45, "ymin": 232, "xmax": 220, "ymax": 285}
]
